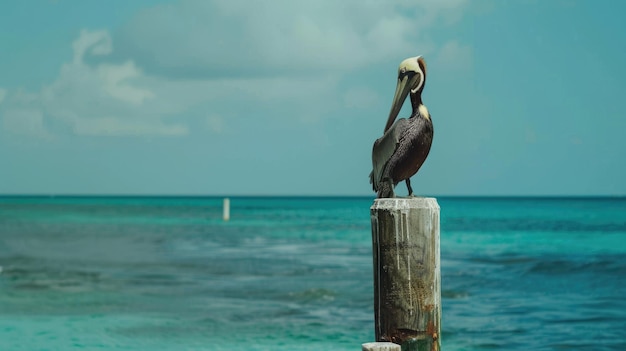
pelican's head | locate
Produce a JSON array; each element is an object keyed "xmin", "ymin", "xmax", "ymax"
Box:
[{"xmin": 384, "ymin": 56, "xmax": 427, "ymax": 132}]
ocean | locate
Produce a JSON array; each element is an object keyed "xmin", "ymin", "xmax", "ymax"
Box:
[{"xmin": 0, "ymin": 196, "xmax": 625, "ymax": 350}]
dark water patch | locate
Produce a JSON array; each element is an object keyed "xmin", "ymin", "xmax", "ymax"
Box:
[
  {"xmin": 442, "ymin": 289, "xmax": 469, "ymax": 299},
  {"xmin": 122, "ymin": 273, "xmax": 192, "ymax": 287},
  {"xmin": 468, "ymin": 254, "xmax": 536, "ymax": 265},
  {"xmin": 554, "ymin": 316, "xmax": 624, "ymax": 324},
  {"xmin": 444, "ymin": 217, "xmax": 626, "ymax": 233},
  {"xmin": 549, "ymin": 342, "xmax": 626, "ymax": 351},
  {"xmin": 459, "ymin": 252, "xmax": 626, "ymax": 279},
  {"xmin": 2, "ymin": 265, "xmax": 105, "ymax": 292},
  {"xmin": 527, "ymin": 255, "xmax": 626, "ymax": 275},
  {"xmin": 197, "ymin": 257, "xmax": 310, "ymax": 277}
]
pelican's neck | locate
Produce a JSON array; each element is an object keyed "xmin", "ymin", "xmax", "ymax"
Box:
[
  {"xmin": 410, "ymin": 92, "xmax": 422, "ymax": 113},
  {"xmin": 410, "ymin": 92, "xmax": 430, "ymax": 120}
]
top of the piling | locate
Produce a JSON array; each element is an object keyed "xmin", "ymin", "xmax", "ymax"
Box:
[
  {"xmin": 371, "ymin": 197, "xmax": 439, "ymax": 211},
  {"xmin": 362, "ymin": 342, "xmax": 401, "ymax": 351}
]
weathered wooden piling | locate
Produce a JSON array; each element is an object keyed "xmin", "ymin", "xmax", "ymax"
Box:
[
  {"xmin": 222, "ymin": 198, "xmax": 230, "ymax": 221},
  {"xmin": 362, "ymin": 341, "xmax": 401, "ymax": 351},
  {"xmin": 370, "ymin": 197, "xmax": 441, "ymax": 351}
]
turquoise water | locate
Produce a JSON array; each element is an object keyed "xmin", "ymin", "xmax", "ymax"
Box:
[{"xmin": 0, "ymin": 196, "xmax": 625, "ymax": 350}]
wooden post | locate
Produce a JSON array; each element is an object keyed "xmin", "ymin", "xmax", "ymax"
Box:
[
  {"xmin": 362, "ymin": 342, "xmax": 401, "ymax": 351},
  {"xmin": 370, "ymin": 197, "xmax": 441, "ymax": 351},
  {"xmin": 223, "ymin": 198, "xmax": 230, "ymax": 221}
]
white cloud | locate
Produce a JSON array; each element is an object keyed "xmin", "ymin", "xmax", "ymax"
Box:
[
  {"xmin": 96, "ymin": 61, "xmax": 154, "ymax": 105},
  {"xmin": 1, "ymin": 1, "xmax": 471, "ymax": 140},
  {"xmin": 115, "ymin": 0, "xmax": 469, "ymax": 77},
  {"xmin": 72, "ymin": 29, "xmax": 112, "ymax": 63},
  {"xmin": 1, "ymin": 29, "xmax": 185, "ymax": 137}
]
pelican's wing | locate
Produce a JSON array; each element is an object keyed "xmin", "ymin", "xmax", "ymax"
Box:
[{"xmin": 370, "ymin": 118, "xmax": 409, "ymax": 190}]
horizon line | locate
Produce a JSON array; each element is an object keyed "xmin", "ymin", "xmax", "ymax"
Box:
[{"xmin": 1, "ymin": 194, "xmax": 625, "ymax": 199}]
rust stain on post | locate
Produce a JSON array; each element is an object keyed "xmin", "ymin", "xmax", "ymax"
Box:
[{"xmin": 371, "ymin": 197, "xmax": 441, "ymax": 351}]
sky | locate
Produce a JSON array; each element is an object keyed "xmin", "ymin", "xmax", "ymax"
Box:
[{"xmin": 1, "ymin": 0, "xmax": 625, "ymax": 196}]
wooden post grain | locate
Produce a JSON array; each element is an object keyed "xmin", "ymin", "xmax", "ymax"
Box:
[{"xmin": 370, "ymin": 197, "xmax": 441, "ymax": 351}]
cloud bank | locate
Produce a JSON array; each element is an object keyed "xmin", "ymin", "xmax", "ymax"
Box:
[
  {"xmin": 0, "ymin": 0, "xmax": 468, "ymax": 138},
  {"xmin": 114, "ymin": 0, "xmax": 468, "ymax": 78}
]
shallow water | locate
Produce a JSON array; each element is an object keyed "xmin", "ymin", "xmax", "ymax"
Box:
[{"xmin": 1, "ymin": 196, "xmax": 625, "ymax": 350}]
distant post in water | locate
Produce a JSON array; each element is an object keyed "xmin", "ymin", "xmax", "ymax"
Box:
[
  {"xmin": 223, "ymin": 198, "xmax": 230, "ymax": 221},
  {"xmin": 370, "ymin": 197, "xmax": 441, "ymax": 350}
]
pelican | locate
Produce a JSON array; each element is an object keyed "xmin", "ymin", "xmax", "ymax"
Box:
[{"xmin": 370, "ymin": 56, "xmax": 433, "ymax": 198}]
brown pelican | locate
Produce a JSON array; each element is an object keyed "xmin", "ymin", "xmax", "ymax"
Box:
[{"xmin": 370, "ymin": 56, "xmax": 433, "ymax": 198}]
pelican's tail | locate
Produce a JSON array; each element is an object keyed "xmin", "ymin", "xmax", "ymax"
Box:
[
  {"xmin": 370, "ymin": 171, "xmax": 394, "ymax": 197},
  {"xmin": 369, "ymin": 171, "xmax": 377, "ymax": 192},
  {"xmin": 376, "ymin": 181, "xmax": 394, "ymax": 198}
]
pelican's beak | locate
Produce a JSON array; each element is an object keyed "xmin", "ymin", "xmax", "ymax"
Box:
[{"xmin": 383, "ymin": 74, "xmax": 413, "ymax": 132}]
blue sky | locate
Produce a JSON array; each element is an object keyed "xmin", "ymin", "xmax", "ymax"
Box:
[{"xmin": 1, "ymin": 0, "xmax": 625, "ymax": 196}]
